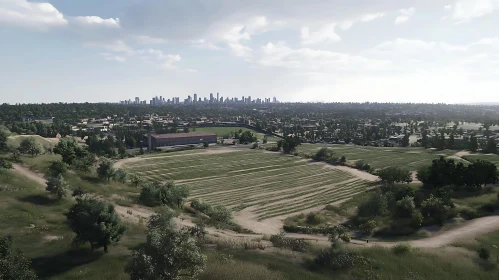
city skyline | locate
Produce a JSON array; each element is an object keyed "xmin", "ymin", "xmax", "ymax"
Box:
[
  {"xmin": 2, "ymin": 1, "xmax": 499, "ymax": 104},
  {"xmin": 120, "ymin": 93, "xmax": 279, "ymax": 105}
]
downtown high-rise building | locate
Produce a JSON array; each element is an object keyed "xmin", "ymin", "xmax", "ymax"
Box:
[{"xmin": 193, "ymin": 93, "xmax": 197, "ymax": 103}]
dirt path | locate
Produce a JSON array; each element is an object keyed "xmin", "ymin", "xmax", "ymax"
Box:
[
  {"xmin": 11, "ymin": 164, "xmax": 46, "ymax": 186},
  {"xmin": 11, "ymin": 163, "xmax": 499, "ymax": 249}
]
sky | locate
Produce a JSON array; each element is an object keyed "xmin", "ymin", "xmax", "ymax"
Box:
[{"xmin": 1, "ymin": 0, "xmax": 499, "ymax": 104}]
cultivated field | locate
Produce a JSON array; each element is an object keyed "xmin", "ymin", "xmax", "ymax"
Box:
[
  {"xmin": 296, "ymin": 144, "xmax": 458, "ymax": 170},
  {"xmin": 123, "ymin": 149, "xmax": 372, "ymax": 220}
]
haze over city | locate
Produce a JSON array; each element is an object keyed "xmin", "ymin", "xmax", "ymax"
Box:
[{"xmin": 2, "ymin": 0, "xmax": 499, "ymax": 104}]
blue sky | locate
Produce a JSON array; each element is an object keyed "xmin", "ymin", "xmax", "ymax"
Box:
[{"xmin": 1, "ymin": 0, "xmax": 499, "ymax": 104}]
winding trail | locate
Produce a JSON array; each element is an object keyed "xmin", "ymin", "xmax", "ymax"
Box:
[{"xmin": 11, "ymin": 163, "xmax": 499, "ymax": 248}]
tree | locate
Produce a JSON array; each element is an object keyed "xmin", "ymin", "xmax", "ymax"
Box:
[
  {"xmin": 376, "ymin": 166, "xmax": 412, "ymax": 185},
  {"xmin": 113, "ymin": 169, "xmax": 128, "ymax": 183},
  {"xmin": 97, "ymin": 159, "xmax": 115, "ymax": 182},
  {"xmin": 53, "ymin": 137, "xmax": 87, "ymax": 165},
  {"xmin": 401, "ymin": 133, "xmax": 410, "ymax": 147},
  {"xmin": 464, "ymin": 160, "xmax": 499, "ymax": 189},
  {"xmin": 47, "ymin": 160, "xmax": 68, "ymax": 177},
  {"xmin": 129, "ymin": 174, "xmax": 143, "ymax": 189},
  {"xmin": 0, "ymin": 130, "xmax": 8, "ymax": 153},
  {"xmin": 0, "ymin": 158, "xmax": 13, "ymax": 169},
  {"xmin": 18, "ymin": 137, "xmax": 41, "ymax": 157},
  {"xmin": 420, "ymin": 195, "xmax": 450, "ymax": 225},
  {"xmin": 125, "ymin": 213, "xmax": 206, "ymax": 280},
  {"xmin": 281, "ymin": 136, "xmax": 300, "ymax": 154},
  {"xmin": 326, "ymin": 225, "xmax": 351, "ymax": 244},
  {"xmin": 66, "ymin": 197, "xmax": 126, "ymax": 253},
  {"xmin": 46, "ymin": 174, "xmax": 68, "ymax": 199},
  {"xmin": 469, "ymin": 135, "xmax": 478, "ymax": 152},
  {"xmin": 72, "ymin": 186, "xmax": 86, "ymax": 197},
  {"xmin": 485, "ymin": 138, "xmax": 498, "ymax": 154},
  {"xmin": 0, "ymin": 235, "xmax": 38, "ymax": 280}
]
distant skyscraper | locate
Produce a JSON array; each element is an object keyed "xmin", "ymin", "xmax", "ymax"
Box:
[
  {"xmin": 193, "ymin": 93, "xmax": 197, "ymax": 103},
  {"xmin": 135, "ymin": 97, "xmax": 140, "ymax": 104},
  {"xmin": 210, "ymin": 93, "xmax": 214, "ymax": 103},
  {"xmin": 217, "ymin": 92, "xmax": 219, "ymax": 102}
]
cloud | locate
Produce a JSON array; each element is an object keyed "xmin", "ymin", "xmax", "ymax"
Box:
[
  {"xmin": 85, "ymin": 40, "xmax": 133, "ymax": 53},
  {"xmin": 395, "ymin": 7, "xmax": 415, "ymax": 25},
  {"xmin": 445, "ymin": 0, "xmax": 499, "ymax": 22},
  {"xmin": 0, "ymin": 0, "xmax": 67, "ymax": 31},
  {"xmin": 190, "ymin": 39, "xmax": 220, "ymax": 50},
  {"xmin": 72, "ymin": 16, "xmax": 120, "ymax": 28},
  {"xmin": 361, "ymin": 12, "xmax": 385, "ymax": 22},
  {"xmin": 300, "ymin": 24, "xmax": 340, "ymax": 45},
  {"xmin": 135, "ymin": 48, "xmax": 183, "ymax": 69},
  {"xmin": 134, "ymin": 35, "xmax": 167, "ymax": 44},
  {"xmin": 259, "ymin": 42, "xmax": 392, "ymax": 72}
]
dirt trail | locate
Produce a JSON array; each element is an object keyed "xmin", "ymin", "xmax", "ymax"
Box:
[
  {"xmin": 320, "ymin": 163, "xmax": 379, "ymax": 182},
  {"xmin": 11, "ymin": 163, "xmax": 499, "ymax": 248}
]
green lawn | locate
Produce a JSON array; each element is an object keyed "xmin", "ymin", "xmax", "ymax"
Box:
[{"xmin": 463, "ymin": 154, "xmax": 499, "ymax": 165}]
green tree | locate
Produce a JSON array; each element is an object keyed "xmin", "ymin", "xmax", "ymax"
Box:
[
  {"xmin": 0, "ymin": 235, "xmax": 38, "ymax": 280},
  {"xmin": 401, "ymin": 133, "xmax": 410, "ymax": 147},
  {"xmin": 97, "ymin": 159, "xmax": 115, "ymax": 182},
  {"xmin": 326, "ymin": 225, "xmax": 351, "ymax": 244},
  {"xmin": 469, "ymin": 135, "xmax": 478, "ymax": 152},
  {"xmin": 125, "ymin": 214, "xmax": 206, "ymax": 280},
  {"xmin": 53, "ymin": 137, "xmax": 87, "ymax": 165},
  {"xmin": 46, "ymin": 174, "xmax": 68, "ymax": 199},
  {"xmin": 0, "ymin": 130, "xmax": 8, "ymax": 152},
  {"xmin": 376, "ymin": 166, "xmax": 412, "ymax": 185},
  {"xmin": 281, "ymin": 136, "xmax": 300, "ymax": 154},
  {"xmin": 47, "ymin": 160, "xmax": 68, "ymax": 177},
  {"xmin": 485, "ymin": 138, "xmax": 498, "ymax": 154},
  {"xmin": 66, "ymin": 197, "xmax": 126, "ymax": 253},
  {"xmin": 129, "ymin": 174, "xmax": 143, "ymax": 189},
  {"xmin": 18, "ymin": 137, "xmax": 41, "ymax": 157},
  {"xmin": 113, "ymin": 169, "xmax": 128, "ymax": 183},
  {"xmin": 420, "ymin": 195, "xmax": 450, "ymax": 225}
]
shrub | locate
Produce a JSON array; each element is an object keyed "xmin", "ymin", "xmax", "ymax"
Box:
[
  {"xmin": 306, "ymin": 213, "xmax": 324, "ymax": 225},
  {"xmin": 203, "ymin": 142, "xmax": 209, "ymax": 148},
  {"xmin": 0, "ymin": 159, "xmax": 13, "ymax": 169},
  {"xmin": 313, "ymin": 246, "xmax": 367, "ymax": 271},
  {"xmin": 113, "ymin": 169, "xmax": 128, "ymax": 183},
  {"xmin": 47, "ymin": 160, "xmax": 68, "ymax": 177},
  {"xmin": 270, "ymin": 233, "xmax": 311, "ymax": 252},
  {"xmin": 478, "ymin": 247, "xmax": 491, "ymax": 260},
  {"xmin": 392, "ymin": 243, "xmax": 413, "ymax": 255}
]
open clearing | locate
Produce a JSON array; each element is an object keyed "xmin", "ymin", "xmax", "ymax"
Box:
[
  {"xmin": 122, "ymin": 149, "xmax": 373, "ymax": 223},
  {"xmin": 296, "ymin": 144, "xmax": 460, "ymax": 170}
]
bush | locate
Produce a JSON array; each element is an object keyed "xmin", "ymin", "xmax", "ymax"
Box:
[
  {"xmin": 392, "ymin": 243, "xmax": 413, "ymax": 255},
  {"xmin": 113, "ymin": 169, "xmax": 128, "ymax": 183},
  {"xmin": 313, "ymin": 246, "xmax": 367, "ymax": 271},
  {"xmin": 0, "ymin": 159, "xmax": 13, "ymax": 169},
  {"xmin": 47, "ymin": 160, "xmax": 68, "ymax": 177},
  {"xmin": 478, "ymin": 247, "xmax": 491, "ymax": 260},
  {"xmin": 270, "ymin": 233, "xmax": 311, "ymax": 252},
  {"xmin": 306, "ymin": 213, "xmax": 324, "ymax": 225}
]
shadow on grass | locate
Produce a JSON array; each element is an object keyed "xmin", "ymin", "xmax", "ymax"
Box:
[
  {"xmin": 19, "ymin": 194, "xmax": 57, "ymax": 205},
  {"xmin": 32, "ymin": 249, "xmax": 104, "ymax": 278},
  {"xmin": 80, "ymin": 175, "xmax": 102, "ymax": 184}
]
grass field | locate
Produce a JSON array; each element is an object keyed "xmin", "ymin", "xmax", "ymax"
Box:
[
  {"xmin": 296, "ymin": 144, "xmax": 459, "ymax": 170},
  {"xmin": 192, "ymin": 126, "xmax": 280, "ymax": 142},
  {"xmin": 463, "ymin": 154, "xmax": 499, "ymax": 166},
  {"xmin": 0, "ymin": 168, "xmax": 146, "ymax": 280},
  {"xmin": 124, "ymin": 150, "xmax": 371, "ymax": 220},
  {"xmin": 7, "ymin": 135, "xmax": 59, "ymax": 151}
]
